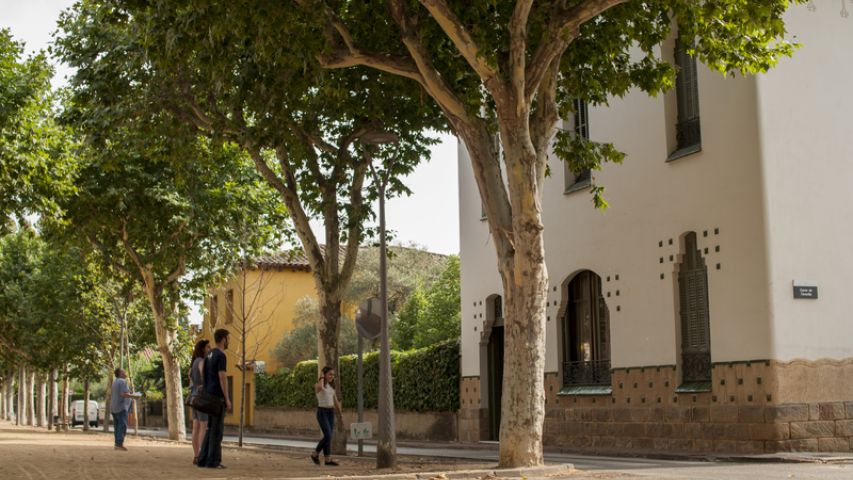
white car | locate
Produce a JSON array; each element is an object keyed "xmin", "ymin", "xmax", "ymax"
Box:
[{"xmin": 70, "ymin": 400, "xmax": 100, "ymax": 428}]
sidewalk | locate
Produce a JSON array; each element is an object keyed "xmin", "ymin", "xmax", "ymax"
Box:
[{"xmin": 126, "ymin": 425, "xmax": 853, "ymax": 468}]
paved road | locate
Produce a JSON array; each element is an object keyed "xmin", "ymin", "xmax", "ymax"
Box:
[{"xmin": 112, "ymin": 426, "xmax": 852, "ymax": 479}]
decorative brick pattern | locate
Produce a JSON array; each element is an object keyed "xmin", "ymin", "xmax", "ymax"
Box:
[{"xmin": 459, "ymin": 359, "xmax": 853, "ymax": 454}]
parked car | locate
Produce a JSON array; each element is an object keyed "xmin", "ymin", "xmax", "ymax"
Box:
[{"xmin": 70, "ymin": 400, "xmax": 99, "ymax": 428}]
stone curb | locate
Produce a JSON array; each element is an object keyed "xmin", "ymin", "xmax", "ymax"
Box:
[
  {"xmin": 280, "ymin": 464, "xmax": 575, "ymax": 480},
  {"xmin": 714, "ymin": 453, "xmax": 853, "ymax": 464}
]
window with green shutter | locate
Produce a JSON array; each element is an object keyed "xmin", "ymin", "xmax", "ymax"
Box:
[{"xmin": 678, "ymin": 232, "xmax": 711, "ymax": 384}]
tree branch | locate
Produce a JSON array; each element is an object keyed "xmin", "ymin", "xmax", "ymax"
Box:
[
  {"xmin": 87, "ymin": 234, "xmax": 132, "ymax": 277},
  {"xmin": 418, "ymin": 0, "xmax": 499, "ymax": 83},
  {"xmin": 338, "ymin": 157, "xmax": 368, "ymax": 291},
  {"xmin": 509, "ymin": 0, "xmax": 534, "ymax": 112},
  {"xmin": 388, "ymin": 0, "xmax": 472, "ymax": 122},
  {"xmin": 163, "ymin": 255, "xmax": 186, "ymax": 287},
  {"xmin": 246, "ymin": 144, "xmax": 326, "ymax": 281},
  {"xmin": 530, "ymin": 60, "xmax": 560, "ymax": 194},
  {"xmin": 525, "ymin": 0, "xmax": 629, "ymax": 101},
  {"xmin": 318, "ymin": 11, "xmax": 424, "ymax": 84}
]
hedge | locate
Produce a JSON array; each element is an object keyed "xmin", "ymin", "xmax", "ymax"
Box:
[{"xmin": 256, "ymin": 339, "xmax": 459, "ymax": 412}]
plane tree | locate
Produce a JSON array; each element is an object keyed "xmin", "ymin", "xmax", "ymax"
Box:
[
  {"xmin": 58, "ymin": 0, "xmax": 446, "ymax": 451},
  {"xmin": 54, "ymin": 11, "xmax": 287, "ymax": 437},
  {"xmin": 297, "ymin": 0, "xmax": 806, "ymax": 466}
]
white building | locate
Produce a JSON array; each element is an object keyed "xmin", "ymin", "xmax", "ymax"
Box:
[{"xmin": 458, "ymin": 5, "xmax": 853, "ymax": 453}]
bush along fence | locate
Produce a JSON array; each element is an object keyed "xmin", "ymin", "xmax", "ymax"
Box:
[{"xmin": 256, "ymin": 339, "xmax": 459, "ymax": 412}]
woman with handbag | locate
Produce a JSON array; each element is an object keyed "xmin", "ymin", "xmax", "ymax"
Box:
[
  {"xmin": 189, "ymin": 339, "xmax": 210, "ymax": 465},
  {"xmin": 310, "ymin": 366, "xmax": 342, "ymax": 466}
]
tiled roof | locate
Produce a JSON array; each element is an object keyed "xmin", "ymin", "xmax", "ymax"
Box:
[{"xmin": 251, "ymin": 250, "xmax": 312, "ymax": 272}]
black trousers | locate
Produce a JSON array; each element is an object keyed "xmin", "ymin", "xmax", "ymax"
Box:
[
  {"xmin": 315, "ymin": 407, "xmax": 335, "ymax": 456},
  {"xmin": 197, "ymin": 404, "xmax": 225, "ymax": 468}
]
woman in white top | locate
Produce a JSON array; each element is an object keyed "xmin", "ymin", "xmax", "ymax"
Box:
[{"xmin": 311, "ymin": 366, "xmax": 341, "ymax": 466}]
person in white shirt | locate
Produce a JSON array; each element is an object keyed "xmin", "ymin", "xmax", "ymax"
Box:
[{"xmin": 310, "ymin": 366, "xmax": 341, "ymax": 466}]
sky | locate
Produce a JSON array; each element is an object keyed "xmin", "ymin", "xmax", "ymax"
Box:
[{"xmin": 1, "ymin": 0, "xmax": 461, "ymax": 256}]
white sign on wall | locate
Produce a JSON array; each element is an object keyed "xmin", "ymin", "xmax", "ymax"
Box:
[{"xmin": 350, "ymin": 422, "xmax": 373, "ymax": 440}]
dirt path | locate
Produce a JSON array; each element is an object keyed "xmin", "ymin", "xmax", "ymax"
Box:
[{"xmin": 0, "ymin": 422, "xmax": 492, "ymax": 479}]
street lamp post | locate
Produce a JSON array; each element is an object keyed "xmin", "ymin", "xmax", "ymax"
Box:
[{"xmin": 361, "ymin": 131, "xmax": 399, "ymax": 468}]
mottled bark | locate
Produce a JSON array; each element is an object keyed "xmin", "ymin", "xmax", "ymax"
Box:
[
  {"xmin": 122, "ymin": 226, "xmax": 186, "ymax": 441},
  {"xmin": 16, "ymin": 366, "xmax": 23, "ymax": 425},
  {"xmin": 36, "ymin": 374, "xmax": 46, "ymax": 427},
  {"xmin": 26, "ymin": 369, "xmax": 35, "ymax": 426},
  {"xmin": 48, "ymin": 370, "xmax": 56, "ymax": 430},
  {"xmin": 453, "ymin": 111, "xmax": 550, "ymax": 467},
  {"xmin": 317, "ymin": 294, "xmax": 347, "ymax": 455},
  {"xmin": 146, "ymin": 290, "xmax": 186, "ymax": 441}
]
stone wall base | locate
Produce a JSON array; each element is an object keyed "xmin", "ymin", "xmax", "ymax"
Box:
[
  {"xmin": 253, "ymin": 407, "xmax": 458, "ymax": 442},
  {"xmin": 459, "ymin": 358, "xmax": 853, "ymax": 454}
]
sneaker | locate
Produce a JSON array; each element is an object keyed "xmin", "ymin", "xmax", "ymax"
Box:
[
  {"xmin": 310, "ymin": 454, "xmax": 320, "ymax": 465},
  {"xmin": 114, "ymin": 446, "xmax": 127, "ymax": 451},
  {"xmin": 325, "ymin": 460, "xmax": 339, "ymax": 466}
]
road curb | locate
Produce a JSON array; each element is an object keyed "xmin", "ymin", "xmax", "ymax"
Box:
[{"xmin": 280, "ymin": 464, "xmax": 575, "ymax": 480}]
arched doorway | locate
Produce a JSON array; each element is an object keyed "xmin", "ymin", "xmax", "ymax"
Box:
[
  {"xmin": 561, "ymin": 271, "xmax": 611, "ymax": 387},
  {"xmin": 479, "ymin": 295, "xmax": 503, "ymax": 441},
  {"xmin": 677, "ymin": 232, "xmax": 712, "ymax": 383}
]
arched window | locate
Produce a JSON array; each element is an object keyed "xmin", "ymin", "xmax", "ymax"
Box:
[
  {"xmin": 678, "ymin": 232, "xmax": 712, "ymax": 384},
  {"xmin": 562, "ymin": 271, "xmax": 611, "ymax": 387}
]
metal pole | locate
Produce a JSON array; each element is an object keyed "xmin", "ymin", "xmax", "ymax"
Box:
[
  {"xmin": 376, "ymin": 178, "xmax": 397, "ymax": 468},
  {"xmin": 357, "ymin": 334, "xmax": 364, "ymax": 457}
]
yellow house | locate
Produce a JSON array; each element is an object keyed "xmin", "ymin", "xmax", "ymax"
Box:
[{"xmin": 199, "ymin": 252, "xmax": 315, "ymax": 426}]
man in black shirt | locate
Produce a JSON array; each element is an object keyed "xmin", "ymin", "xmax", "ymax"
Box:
[{"xmin": 197, "ymin": 328, "xmax": 231, "ymax": 469}]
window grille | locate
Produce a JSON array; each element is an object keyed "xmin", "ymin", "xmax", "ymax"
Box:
[
  {"xmin": 562, "ymin": 271, "xmax": 611, "ymax": 387},
  {"xmin": 674, "ymin": 39, "xmax": 701, "ymax": 150},
  {"xmin": 678, "ymin": 232, "xmax": 712, "ymax": 383},
  {"xmin": 566, "ymin": 99, "xmax": 591, "ymax": 187}
]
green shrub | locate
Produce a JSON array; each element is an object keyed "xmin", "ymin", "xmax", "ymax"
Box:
[{"xmin": 256, "ymin": 340, "xmax": 459, "ymax": 412}]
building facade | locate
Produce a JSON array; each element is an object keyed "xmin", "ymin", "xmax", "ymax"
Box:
[
  {"xmin": 200, "ymin": 252, "xmax": 316, "ymax": 427},
  {"xmin": 458, "ymin": 6, "xmax": 853, "ymax": 454}
]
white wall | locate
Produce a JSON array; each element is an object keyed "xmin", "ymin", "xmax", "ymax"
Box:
[
  {"xmin": 757, "ymin": 6, "xmax": 853, "ymax": 361},
  {"xmin": 459, "ymin": 37, "xmax": 780, "ymax": 377},
  {"xmin": 458, "ymin": 142, "xmax": 505, "ymax": 376}
]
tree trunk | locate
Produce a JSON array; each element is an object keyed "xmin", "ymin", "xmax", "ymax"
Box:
[
  {"xmin": 454, "ymin": 116, "xmax": 549, "ymax": 467},
  {"xmin": 26, "ymin": 369, "xmax": 35, "ymax": 426},
  {"xmin": 0, "ymin": 378, "xmax": 6, "ymax": 420},
  {"xmin": 103, "ymin": 370, "xmax": 114, "ymax": 433},
  {"xmin": 82, "ymin": 380, "xmax": 90, "ymax": 431},
  {"xmin": 239, "ymin": 366, "xmax": 246, "ymax": 447},
  {"xmin": 17, "ymin": 366, "xmax": 25, "ymax": 426},
  {"xmin": 0, "ymin": 377, "xmax": 5, "ymax": 420},
  {"xmin": 126, "ymin": 363, "xmax": 139, "ymax": 435},
  {"xmin": 317, "ymin": 295, "xmax": 347, "ymax": 456},
  {"xmin": 36, "ymin": 374, "xmax": 46, "ymax": 427},
  {"xmin": 497, "ymin": 260, "xmax": 547, "ymax": 467},
  {"xmin": 142, "ymin": 281, "xmax": 186, "ymax": 441},
  {"xmin": 48, "ymin": 370, "xmax": 56, "ymax": 430},
  {"xmin": 61, "ymin": 366, "xmax": 69, "ymax": 430},
  {"xmin": 6, "ymin": 369, "xmax": 20, "ymax": 425},
  {"xmin": 238, "ymin": 313, "xmax": 247, "ymax": 448}
]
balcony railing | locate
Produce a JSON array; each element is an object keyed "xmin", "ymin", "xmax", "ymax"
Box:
[
  {"xmin": 563, "ymin": 359, "xmax": 612, "ymax": 387},
  {"xmin": 681, "ymin": 351, "xmax": 711, "ymax": 383}
]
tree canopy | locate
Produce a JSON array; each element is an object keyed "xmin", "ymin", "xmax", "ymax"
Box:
[{"xmin": 0, "ymin": 29, "xmax": 75, "ymax": 221}]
